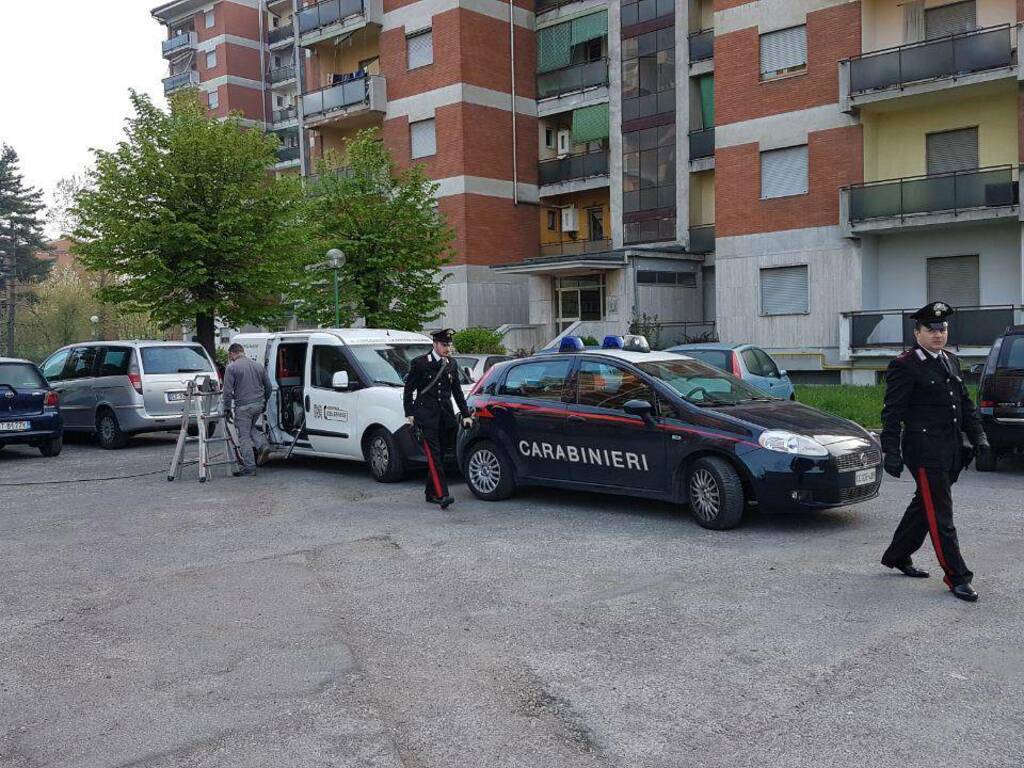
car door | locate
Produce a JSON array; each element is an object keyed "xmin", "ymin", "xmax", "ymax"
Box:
[
  {"xmin": 303, "ymin": 334, "xmax": 362, "ymax": 457},
  {"xmin": 56, "ymin": 346, "xmax": 100, "ymax": 429},
  {"xmin": 740, "ymin": 347, "xmax": 774, "ymax": 396},
  {"xmin": 751, "ymin": 347, "xmax": 793, "ymax": 398},
  {"xmin": 93, "ymin": 346, "xmax": 134, "ymax": 413},
  {"xmin": 568, "ymin": 359, "xmax": 669, "ymax": 492}
]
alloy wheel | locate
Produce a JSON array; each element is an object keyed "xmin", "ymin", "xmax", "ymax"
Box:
[
  {"xmin": 369, "ymin": 436, "xmax": 389, "ymax": 478},
  {"xmin": 468, "ymin": 448, "xmax": 501, "ymax": 494},
  {"xmin": 690, "ymin": 468, "xmax": 721, "ymax": 522}
]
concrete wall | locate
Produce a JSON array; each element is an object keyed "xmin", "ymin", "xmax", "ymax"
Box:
[
  {"xmin": 435, "ymin": 264, "xmax": 529, "ymax": 330},
  {"xmin": 861, "ymin": 0, "xmax": 1016, "ymax": 53}
]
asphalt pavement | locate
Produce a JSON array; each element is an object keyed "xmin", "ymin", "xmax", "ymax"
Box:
[{"xmin": 1, "ymin": 434, "xmax": 1022, "ymax": 768}]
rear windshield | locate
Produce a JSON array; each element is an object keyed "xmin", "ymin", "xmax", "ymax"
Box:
[
  {"xmin": 998, "ymin": 335, "xmax": 1024, "ymax": 370},
  {"xmin": 680, "ymin": 349, "xmax": 731, "ymax": 372},
  {"xmin": 0, "ymin": 363, "xmax": 46, "ymax": 388},
  {"xmin": 140, "ymin": 346, "xmax": 213, "ymax": 375}
]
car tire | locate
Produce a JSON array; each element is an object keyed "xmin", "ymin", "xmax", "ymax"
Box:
[
  {"xmin": 975, "ymin": 447, "xmax": 998, "ymax": 472},
  {"xmin": 39, "ymin": 436, "xmax": 63, "ymax": 457},
  {"xmin": 687, "ymin": 456, "xmax": 745, "ymax": 530},
  {"xmin": 96, "ymin": 410, "xmax": 129, "ymax": 450},
  {"xmin": 464, "ymin": 440, "xmax": 516, "ymax": 501},
  {"xmin": 367, "ymin": 428, "xmax": 404, "ymax": 483}
]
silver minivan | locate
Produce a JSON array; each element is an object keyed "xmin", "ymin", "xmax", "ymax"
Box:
[{"xmin": 40, "ymin": 341, "xmax": 219, "ymax": 449}]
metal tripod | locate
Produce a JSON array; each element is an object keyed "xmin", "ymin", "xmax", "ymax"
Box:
[{"xmin": 167, "ymin": 375, "xmax": 244, "ymax": 483}]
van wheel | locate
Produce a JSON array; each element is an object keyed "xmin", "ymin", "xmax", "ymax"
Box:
[
  {"xmin": 464, "ymin": 440, "xmax": 515, "ymax": 501},
  {"xmin": 687, "ymin": 457, "xmax": 745, "ymax": 530},
  {"xmin": 367, "ymin": 428, "xmax": 404, "ymax": 483},
  {"xmin": 96, "ymin": 410, "xmax": 129, "ymax": 450},
  {"xmin": 39, "ymin": 436, "xmax": 63, "ymax": 457},
  {"xmin": 975, "ymin": 447, "xmax": 998, "ymax": 472}
]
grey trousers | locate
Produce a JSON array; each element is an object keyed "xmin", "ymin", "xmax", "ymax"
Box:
[{"xmin": 234, "ymin": 401, "xmax": 268, "ymax": 468}]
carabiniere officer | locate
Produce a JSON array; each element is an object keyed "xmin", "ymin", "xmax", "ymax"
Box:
[{"xmin": 879, "ymin": 301, "xmax": 990, "ymax": 602}]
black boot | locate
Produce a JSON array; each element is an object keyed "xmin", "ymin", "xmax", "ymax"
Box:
[
  {"xmin": 950, "ymin": 583, "xmax": 979, "ymax": 602},
  {"xmin": 882, "ymin": 559, "xmax": 929, "ymax": 578}
]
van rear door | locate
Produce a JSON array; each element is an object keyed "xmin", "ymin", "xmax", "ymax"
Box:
[{"xmin": 138, "ymin": 345, "xmax": 217, "ymax": 417}]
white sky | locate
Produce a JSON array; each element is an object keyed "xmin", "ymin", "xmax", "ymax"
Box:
[{"xmin": 0, "ymin": 1, "xmax": 168, "ymax": 235}]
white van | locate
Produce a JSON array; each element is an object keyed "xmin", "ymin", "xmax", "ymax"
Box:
[{"xmin": 231, "ymin": 329, "xmax": 470, "ymax": 481}]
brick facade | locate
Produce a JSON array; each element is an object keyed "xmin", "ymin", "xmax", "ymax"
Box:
[{"xmin": 441, "ymin": 193, "xmax": 539, "ymax": 267}]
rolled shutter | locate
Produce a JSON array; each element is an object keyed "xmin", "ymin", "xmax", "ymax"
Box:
[
  {"xmin": 410, "ymin": 118, "xmax": 436, "ymax": 159},
  {"xmin": 571, "ymin": 10, "xmax": 607, "ymax": 46},
  {"xmin": 571, "ymin": 103, "xmax": 609, "ymax": 143},
  {"xmin": 407, "ymin": 30, "xmax": 433, "ymax": 69},
  {"xmin": 926, "ymin": 127, "xmax": 978, "ymax": 174},
  {"xmin": 925, "ymin": 0, "xmax": 976, "ymax": 38},
  {"xmin": 760, "ymin": 145, "xmax": 808, "ymax": 199},
  {"xmin": 760, "ymin": 25, "xmax": 807, "ymax": 75},
  {"xmin": 537, "ymin": 22, "xmax": 572, "ymax": 73},
  {"xmin": 760, "ymin": 266, "xmax": 809, "ymax": 315},
  {"xmin": 927, "ymin": 255, "xmax": 979, "ymax": 307}
]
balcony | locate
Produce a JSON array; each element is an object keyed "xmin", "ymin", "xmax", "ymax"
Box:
[
  {"xmin": 276, "ymin": 146, "xmax": 300, "ymax": 164},
  {"xmin": 537, "ymin": 60, "xmax": 609, "ymax": 113},
  {"xmin": 840, "ymin": 24, "xmax": 1018, "ymax": 113},
  {"xmin": 842, "ymin": 305, "xmax": 1023, "ymax": 356},
  {"xmin": 689, "ymin": 29, "xmax": 713, "ymax": 65},
  {"xmin": 302, "ymin": 74, "xmax": 386, "ymax": 127},
  {"xmin": 297, "ymin": 0, "xmax": 379, "ymax": 45},
  {"xmin": 538, "ymin": 149, "xmax": 609, "ymax": 195},
  {"xmin": 841, "ymin": 165, "xmax": 1018, "ymax": 236},
  {"xmin": 688, "ymin": 224, "xmax": 715, "ymax": 255},
  {"xmin": 689, "ymin": 127, "xmax": 714, "ymax": 169},
  {"xmin": 272, "ymin": 106, "xmax": 298, "ymax": 125},
  {"xmin": 539, "ymin": 238, "xmax": 613, "ymax": 257},
  {"xmin": 270, "ymin": 65, "xmax": 296, "ymax": 85},
  {"xmin": 162, "ymin": 31, "xmax": 196, "ymax": 58},
  {"xmin": 163, "ymin": 69, "xmax": 199, "ymax": 95},
  {"xmin": 268, "ymin": 23, "xmax": 295, "ymax": 47}
]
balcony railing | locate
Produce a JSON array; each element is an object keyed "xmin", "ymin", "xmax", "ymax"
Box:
[
  {"xmin": 847, "ymin": 305, "xmax": 1020, "ymax": 350},
  {"xmin": 302, "ymin": 75, "xmax": 379, "ymax": 119},
  {"xmin": 270, "ymin": 65, "xmax": 296, "ymax": 83},
  {"xmin": 689, "ymin": 29, "xmax": 714, "ymax": 63},
  {"xmin": 664, "ymin": 321, "xmax": 718, "ymax": 345},
  {"xmin": 276, "ymin": 146, "xmax": 300, "ymax": 163},
  {"xmin": 846, "ymin": 165, "xmax": 1018, "ymax": 223},
  {"xmin": 163, "ymin": 69, "xmax": 199, "ymax": 94},
  {"xmin": 688, "ymin": 224, "xmax": 715, "ymax": 254},
  {"xmin": 272, "ymin": 106, "xmax": 298, "ymax": 123},
  {"xmin": 162, "ymin": 31, "xmax": 196, "ymax": 57},
  {"xmin": 537, "ymin": 59, "xmax": 609, "ymax": 100},
  {"xmin": 847, "ymin": 24, "xmax": 1013, "ymax": 96},
  {"xmin": 297, "ymin": 0, "xmax": 364, "ymax": 36},
  {"xmin": 689, "ymin": 127, "xmax": 714, "ymax": 161},
  {"xmin": 539, "ymin": 149, "xmax": 609, "ymax": 185},
  {"xmin": 535, "ymin": 0, "xmax": 575, "ymax": 13},
  {"xmin": 268, "ymin": 24, "xmax": 295, "ymax": 45},
  {"xmin": 539, "ymin": 238, "xmax": 612, "ymax": 257}
]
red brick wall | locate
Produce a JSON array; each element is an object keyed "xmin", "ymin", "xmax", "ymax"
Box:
[
  {"xmin": 196, "ymin": 1, "xmax": 261, "ymax": 43},
  {"xmin": 715, "ymin": 3, "xmax": 861, "ymax": 126},
  {"xmin": 716, "ymin": 125, "xmax": 863, "ymax": 237},
  {"xmin": 440, "ymin": 194, "xmax": 539, "ymax": 267},
  {"xmin": 209, "ymin": 83, "xmax": 266, "ymax": 122},
  {"xmin": 201, "ymin": 42, "xmax": 262, "ymax": 82},
  {"xmin": 713, "ymin": 0, "xmax": 754, "ymax": 10}
]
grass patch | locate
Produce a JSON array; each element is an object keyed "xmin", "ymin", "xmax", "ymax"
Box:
[{"xmin": 795, "ymin": 384, "xmax": 979, "ymax": 430}]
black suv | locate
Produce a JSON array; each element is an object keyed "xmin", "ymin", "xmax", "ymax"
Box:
[{"xmin": 975, "ymin": 324, "xmax": 1024, "ymax": 471}]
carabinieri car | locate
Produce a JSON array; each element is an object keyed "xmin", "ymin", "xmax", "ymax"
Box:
[{"xmin": 456, "ymin": 336, "xmax": 882, "ymax": 530}]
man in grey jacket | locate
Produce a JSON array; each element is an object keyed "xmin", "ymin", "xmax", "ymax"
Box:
[{"xmin": 223, "ymin": 343, "xmax": 272, "ymax": 476}]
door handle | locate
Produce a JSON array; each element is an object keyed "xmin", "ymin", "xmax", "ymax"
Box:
[
  {"xmin": 304, "ymin": 395, "xmax": 310, "ymax": 412},
  {"xmin": 567, "ymin": 415, "xmax": 586, "ymax": 424}
]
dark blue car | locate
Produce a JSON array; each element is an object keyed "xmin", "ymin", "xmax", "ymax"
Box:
[{"xmin": 0, "ymin": 358, "xmax": 63, "ymax": 457}]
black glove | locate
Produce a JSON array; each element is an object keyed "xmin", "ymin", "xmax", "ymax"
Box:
[
  {"xmin": 961, "ymin": 444, "xmax": 975, "ymax": 470},
  {"xmin": 975, "ymin": 438, "xmax": 991, "ymax": 465},
  {"xmin": 883, "ymin": 452, "xmax": 903, "ymax": 479}
]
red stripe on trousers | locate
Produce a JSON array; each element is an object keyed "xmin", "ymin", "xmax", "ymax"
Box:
[
  {"xmin": 423, "ymin": 439, "xmax": 444, "ymax": 499},
  {"xmin": 917, "ymin": 467, "xmax": 952, "ymax": 587}
]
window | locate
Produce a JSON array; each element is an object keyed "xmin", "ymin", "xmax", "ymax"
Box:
[
  {"xmin": 760, "ymin": 145, "xmax": 808, "ymax": 199},
  {"xmin": 752, "ymin": 348, "xmax": 781, "ymax": 378},
  {"xmin": 999, "ymin": 335, "xmax": 1024, "ymax": 369},
  {"xmin": 620, "ymin": 0, "xmax": 674, "ymax": 28},
  {"xmin": 927, "ymin": 255, "xmax": 979, "ymax": 307},
  {"xmin": 140, "ymin": 346, "xmax": 213, "ymax": 374},
  {"xmin": 683, "ymin": 349, "xmax": 731, "ymax": 372},
  {"xmin": 760, "ymin": 265, "xmax": 809, "ymax": 315},
  {"xmin": 636, "ymin": 271, "xmax": 697, "ymax": 287},
  {"xmin": 97, "ymin": 347, "xmax": 132, "ymax": 377},
  {"xmin": 587, "ymin": 208, "xmax": 604, "ymax": 241},
  {"xmin": 498, "ymin": 360, "xmax": 570, "ymax": 401},
  {"xmin": 208, "ymin": 89, "xmax": 219, "ymax": 109},
  {"xmin": 346, "ymin": 344, "xmax": 431, "ymax": 385},
  {"xmin": 205, "ymin": 10, "xmax": 215, "ymax": 28},
  {"xmin": 40, "ymin": 349, "xmax": 70, "ymax": 381},
  {"xmin": 206, "ymin": 50, "xmax": 217, "ymax": 69},
  {"xmin": 0, "ymin": 363, "xmax": 46, "ymax": 389},
  {"xmin": 311, "ymin": 345, "xmax": 357, "ymax": 389},
  {"xmin": 622, "ymin": 123, "xmax": 675, "ymax": 215},
  {"xmin": 410, "ymin": 118, "xmax": 436, "ymax": 159},
  {"xmin": 620, "ymin": 27, "xmax": 675, "ymax": 122},
  {"xmin": 760, "ymin": 25, "xmax": 807, "ymax": 79},
  {"xmin": 64, "ymin": 347, "xmax": 99, "ymax": 380},
  {"xmin": 925, "ymin": 0, "xmax": 976, "ymax": 39},
  {"xmin": 544, "ymin": 128, "xmax": 555, "ymax": 149},
  {"xmin": 407, "ymin": 29, "xmax": 433, "ymax": 69},
  {"xmin": 484, "ymin": 356, "xmax": 512, "ymax": 371},
  {"xmin": 547, "ymin": 210, "xmax": 558, "ymax": 230},
  {"xmin": 576, "ymin": 360, "xmax": 653, "ymax": 411},
  {"xmin": 926, "ymin": 127, "xmax": 978, "ymax": 175}
]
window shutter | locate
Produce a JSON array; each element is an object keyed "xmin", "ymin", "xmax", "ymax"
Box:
[
  {"xmin": 903, "ymin": 1, "xmax": 925, "ymax": 43},
  {"xmin": 571, "ymin": 103, "xmax": 609, "ymax": 143},
  {"xmin": 407, "ymin": 30, "xmax": 433, "ymax": 69},
  {"xmin": 537, "ymin": 22, "xmax": 572, "ymax": 73},
  {"xmin": 927, "ymin": 255, "xmax": 979, "ymax": 307},
  {"xmin": 926, "ymin": 127, "xmax": 978, "ymax": 174},
  {"xmin": 760, "ymin": 145, "xmax": 808, "ymax": 199},
  {"xmin": 410, "ymin": 118, "xmax": 436, "ymax": 159},
  {"xmin": 760, "ymin": 266, "xmax": 809, "ymax": 315},
  {"xmin": 925, "ymin": 0, "xmax": 976, "ymax": 39},
  {"xmin": 760, "ymin": 26, "xmax": 807, "ymax": 76},
  {"xmin": 571, "ymin": 10, "xmax": 607, "ymax": 46}
]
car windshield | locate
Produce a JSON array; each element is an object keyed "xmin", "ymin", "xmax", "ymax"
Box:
[
  {"xmin": 348, "ymin": 344, "xmax": 432, "ymax": 385},
  {"xmin": 140, "ymin": 346, "xmax": 214, "ymax": 374},
  {"xmin": 638, "ymin": 359, "xmax": 770, "ymax": 406},
  {"xmin": 0, "ymin": 363, "xmax": 46, "ymax": 389}
]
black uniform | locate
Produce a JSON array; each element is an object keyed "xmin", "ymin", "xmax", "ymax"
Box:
[
  {"xmin": 880, "ymin": 342, "xmax": 985, "ymax": 588},
  {"xmin": 403, "ymin": 350, "xmax": 470, "ymax": 502}
]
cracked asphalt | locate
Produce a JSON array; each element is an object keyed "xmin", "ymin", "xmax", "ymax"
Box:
[{"xmin": 1, "ymin": 434, "xmax": 1022, "ymax": 768}]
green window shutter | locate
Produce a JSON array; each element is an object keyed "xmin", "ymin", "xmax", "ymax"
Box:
[
  {"xmin": 572, "ymin": 103, "xmax": 609, "ymax": 143},
  {"xmin": 570, "ymin": 10, "xmax": 608, "ymax": 46},
  {"xmin": 698, "ymin": 74, "xmax": 714, "ymax": 128},
  {"xmin": 537, "ymin": 22, "xmax": 572, "ymax": 73}
]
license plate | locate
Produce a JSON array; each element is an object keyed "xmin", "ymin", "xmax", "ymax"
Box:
[
  {"xmin": 854, "ymin": 468, "xmax": 876, "ymax": 486},
  {"xmin": 0, "ymin": 421, "xmax": 30, "ymax": 432},
  {"xmin": 166, "ymin": 391, "xmax": 187, "ymax": 402}
]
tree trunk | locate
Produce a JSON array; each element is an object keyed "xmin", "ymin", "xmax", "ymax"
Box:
[{"xmin": 195, "ymin": 313, "xmax": 216, "ymax": 357}]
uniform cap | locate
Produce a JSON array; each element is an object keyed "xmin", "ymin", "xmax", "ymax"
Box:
[
  {"xmin": 431, "ymin": 328, "xmax": 456, "ymax": 343},
  {"xmin": 910, "ymin": 301, "xmax": 953, "ymax": 329}
]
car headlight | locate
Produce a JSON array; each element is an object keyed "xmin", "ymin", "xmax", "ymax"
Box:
[{"xmin": 758, "ymin": 430, "xmax": 829, "ymax": 457}]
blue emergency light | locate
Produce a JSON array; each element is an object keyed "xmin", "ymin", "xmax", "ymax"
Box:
[
  {"xmin": 558, "ymin": 336, "xmax": 585, "ymax": 353},
  {"xmin": 602, "ymin": 335, "xmax": 624, "ymax": 349}
]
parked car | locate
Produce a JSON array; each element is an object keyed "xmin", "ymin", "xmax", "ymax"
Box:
[
  {"xmin": 973, "ymin": 324, "xmax": 1024, "ymax": 471},
  {"xmin": 452, "ymin": 353, "xmax": 513, "ymax": 383},
  {"xmin": 39, "ymin": 341, "xmax": 219, "ymax": 449},
  {"xmin": 0, "ymin": 357, "xmax": 63, "ymax": 457},
  {"xmin": 666, "ymin": 343, "xmax": 795, "ymax": 400}
]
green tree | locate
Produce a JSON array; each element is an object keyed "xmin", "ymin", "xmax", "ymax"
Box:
[
  {"xmin": 300, "ymin": 129, "xmax": 453, "ymax": 330},
  {"xmin": 72, "ymin": 90, "xmax": 309, "ymax": 354}
]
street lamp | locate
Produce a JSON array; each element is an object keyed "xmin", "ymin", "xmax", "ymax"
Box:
[
  {"xmin": 326, "ymin": 249, "xmax": 346, "ymax": 328},
  {"xmin": 90, "ymin": 315, "xmax": 99, "ymax": 340}
]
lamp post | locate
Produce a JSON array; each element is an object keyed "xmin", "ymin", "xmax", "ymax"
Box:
[
  {"xmin": 326, "ymin": 248, "xmax": 346, "ymax": 327},
  {"xmin": 90, "ymin": 315, "xmax": 100, "ymax": 340}
]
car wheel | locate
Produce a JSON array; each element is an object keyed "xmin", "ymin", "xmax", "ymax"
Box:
[
  {"xmin": 367, "ymin": 428, "xmax": 404, "ymax": 483},
  {"xmin": 687, "ymin": 456, "xmax": 745, "ymax": 530},
  {"xmin": 39, "ymin": 436, "xmax": 63, "ymax": 457},
  {"xmin": 96, "ymin": 410, "xmax": 129, "ymax": 450},
  {"xmin": 975, "ymin": 447, "xmax": 998, "ymax": 472},
  {"xmin": 464, "ymin": 440, "xmax": 515, "ymax": 501}
]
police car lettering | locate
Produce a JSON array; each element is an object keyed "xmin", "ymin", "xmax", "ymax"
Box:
[{"xmin": 518, "ymin": 440, "xmax": 649, "ymax": 471}]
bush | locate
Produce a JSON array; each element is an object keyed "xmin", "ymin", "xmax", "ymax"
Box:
[
  {"xmin": 580, "ymin": 335, "xmax": 600, "ymax": 347},
  {"xmin": 453, "ymin": 327, "xmax": 506, "ymax": 354}
]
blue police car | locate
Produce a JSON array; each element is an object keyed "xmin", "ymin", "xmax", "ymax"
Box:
[{"xmin": 457, "ymin": 336, "xmax": 881, "ymax": 529}]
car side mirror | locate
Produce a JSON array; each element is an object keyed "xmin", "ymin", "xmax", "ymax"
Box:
[
  {"xmin": 624, "ymin": 399, "xmax": 655, "ymax": 425},
  {"xmin": 332, "ymin": 370, "xmax": 350, "ymax": 390},
  {"xmin": 778, "ymin": 369, "xmax": 788, "ymax": 377}
]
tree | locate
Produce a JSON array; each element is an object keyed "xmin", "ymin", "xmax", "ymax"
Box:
[
  {"xmin": 300, "ymin": 129, "xmax": 453, "ymax": 330},
  {"xmin": 453, "ymin": 327, "xmax": 506, "ymax": 354},
  {"xmin": 72, "ymin": 90, "xmax": 309, "ymax": 354},
  {"xmin": 0, "ymin": 144, "xmax": 51, "ymax": 355}
]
